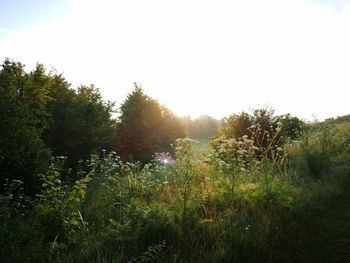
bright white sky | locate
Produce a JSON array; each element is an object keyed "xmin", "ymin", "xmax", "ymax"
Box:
[{"xmin": 0, "ymin": 0, "xmax": 350, "ymax": 120}]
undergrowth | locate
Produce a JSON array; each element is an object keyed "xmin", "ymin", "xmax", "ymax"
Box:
[{"xmin": 1, "ymin": 124, "xmax": 350, "ymax": 262}]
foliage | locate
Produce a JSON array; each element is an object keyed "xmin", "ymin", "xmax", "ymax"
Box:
[
  {"xmin": 0, "ymin": 58, "xmax": 114, "ymax": 193},
  {"xmin": 279, "ymin": 113, "xmax": 304, "ymax": 140},
  {"xmin": 35, "ymin": 157, "xmax": 93, "ymax": 242},
  {"xmin": 111, "ymin": 85, "xmax": 185, "ymax": 162},
  {"xmin": 1, "ymin": 120, "xmax": 350, "ymax": 262},
  {"xmin": 0, "ymin": 59, "xmax": 51, "ymax": 193},
  {"xmin": 174, "ymin": 138, "xmax": 197, "ymax": 220},
  {"xmin": 288, "ymin": 122, "xmax": 347, "ymax": 179},
  {"xmin": 135, "ymin": 240, "xmax": 167, "ymax": 263},
  {"xmin": 1, "ymin": 59, "xmax": 350, "ymax": 263},
  {"xmin": 43, "ymin": 80, "xmax": 114, "ymax": 169},
  {"xmin": 221, "ymin": 111, "xmax": 253, "ymax": 139},
  {"xmin": 182, "ymin": 115, "xmax": 221, "ymax": 140},
  {"xmin": 214, "ymin": 108, "xmax": 303, "ymax": 160}
]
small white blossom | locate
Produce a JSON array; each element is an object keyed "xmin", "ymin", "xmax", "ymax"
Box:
[
  {"xmin": 218, "ymin": 160, "xmax": 226, "ymax": 166},
  {"xmin": 219, "ymin": 148, "xmax": 226, "ymax": 153}
]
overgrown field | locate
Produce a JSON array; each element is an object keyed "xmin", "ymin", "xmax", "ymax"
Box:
[{"xmin": 1, "ymin": 121, "xmax": 350, "ymax": 263}]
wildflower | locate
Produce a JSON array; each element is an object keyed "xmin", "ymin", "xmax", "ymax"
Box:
[
  {"xmin": 237, "ymin": 149, "xmax": 247, "ymax": 155},
  {"xmin": 204, "ymin": 157, "xmax": 211, "ymax": 163},
  {"xmin": 218, "ymin": 136, "xmax": 226, "ymax": 143},
  {"xmin": 218, "ymin": 160, "xmax": 226, "ymax": 167},
  {"xmin": 219, "ymin": 148, "xmax": 226, "ymax": 153},
  {"xmin": 54, "ymin": 179, "xmax": 61, "ymax": 184},
  {"xmin": 228, "ymin": 138, "xmax": 236, "ymax": 146}
]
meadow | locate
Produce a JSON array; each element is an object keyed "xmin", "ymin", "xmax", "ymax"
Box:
[
  {"xmin": 1, "ymin": 116, "xmax": 350, "ymax": 263},
  {"xmin": 1, "ymin": 60, "xmax": 350, "ymax": 262}
]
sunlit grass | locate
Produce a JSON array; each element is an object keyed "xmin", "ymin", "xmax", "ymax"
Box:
[{"xmin": 1, "ymin": 122, "xmax": 350, "ymax": 262}]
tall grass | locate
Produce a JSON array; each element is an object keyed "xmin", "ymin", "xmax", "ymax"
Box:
[{"xmin": 1, "ymin": 123, "xmax": 350, "ymax": 262}]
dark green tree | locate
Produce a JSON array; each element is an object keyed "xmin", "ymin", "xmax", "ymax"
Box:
[
  {"xmin": 0, "ymin": 58, "xmax": 114, "ymax": 189},
  {"xmin": 279, "ymin": 114, "xmax": 304, "ymax": 140},
  {"xmin": 0, "ymin": 59, "xmax": 51, "ymax": 192},
  {"xmin": 111, "ymin": 85, "xmax": 185, "ymax": 162},
  {"xmin": 43, "ymin": 81, "xmax": 115, "ymax": 169},
  {"xmin": 221, "ymin": 112, "xmax": 252, "ymax": 139}
]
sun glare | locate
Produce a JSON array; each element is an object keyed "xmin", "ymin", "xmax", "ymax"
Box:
[{"xmin": 0, "ymin": 0, "xmax": 349, "ymax": 120}]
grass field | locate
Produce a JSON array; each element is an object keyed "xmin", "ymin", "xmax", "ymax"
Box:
[{"xmin": 1, "ymin": 119, "xmax": 350, "ymax": 262}]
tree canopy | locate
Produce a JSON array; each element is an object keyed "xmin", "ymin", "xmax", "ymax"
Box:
[
  {"xmin": 43, "ymin": 81, "xmax": 114, "ymax": 168},
  {"xmin": 0, "ymin": 59, "xmax": 51, "ymax": 191},
  {"xmin": 111, "ymin": 85, "xmax": 185, "ymax": 162},
  {"xmin": 0, "ymin": 58, "xmax": 305, "ymax": 194},
  {"xmin": 0, "ymin": 59, "xmax": 115, "ymax": 191}
]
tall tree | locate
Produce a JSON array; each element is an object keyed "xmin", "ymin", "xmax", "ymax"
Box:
[
  {"xmin": 43, "ymin": 81, "xmax": 115, "ymax": 169},
  {"xmin": 0, "ymin": 58, "xmax": 115, "ymax": 189},
  {"xmin": 111, "ymin": 85, "xmax": 185, "ymax": 162},
  {"xmin": 0, "ymin": 59, "xmax": 51, "ymax": 192}
]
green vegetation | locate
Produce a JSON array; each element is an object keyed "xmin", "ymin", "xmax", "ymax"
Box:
[
  {"xmin": 182, "ymin": 115, "xmax": 222, "ymax": 141},
  {"xmin": 1, "ymin": 59, "xmax": 350, "ymax": 262},
  {"xmin": 111, "ymin": 84, "xmax": 185, "ymax": 163}
]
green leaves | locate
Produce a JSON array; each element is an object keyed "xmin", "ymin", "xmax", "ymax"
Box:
[
  {"xmin": 0, "ymin": 59, "xmax": 51, "ymax": 193},
  {"xmin": 112, "ymin": 85, "xmax": 185, "ymax": 162},
  {"xmin": 43, "ymin": 83, "xmax": 114, "ymax": 169},
  {"xmin": 136, "ymin": 240, "xmax": 167, "ymax": 263},
  {"xmin": 66, "ymin": 174, "xmax": 93, "ymax": 206},
  {"xmin": 69, "ymin": 218, "xmax": 79, "ymax": 226}
]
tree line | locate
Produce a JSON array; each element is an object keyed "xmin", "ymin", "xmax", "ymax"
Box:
[
  {"xmin": 0, "ymin": 59, "xmax": 213, "ymax": 192},
  {"xmin": 0, "ymin": 58, "xmax": 303, "ymax": 193}
]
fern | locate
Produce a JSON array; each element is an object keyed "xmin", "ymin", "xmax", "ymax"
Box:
[{"xmin": 135, "ymin": 240, "xmax": 167, "ymax": 263}]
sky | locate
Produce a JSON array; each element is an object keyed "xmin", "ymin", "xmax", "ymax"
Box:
[{"xmin": 0, "ymin": 0, "xmax": 349, "ymax": 121}]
